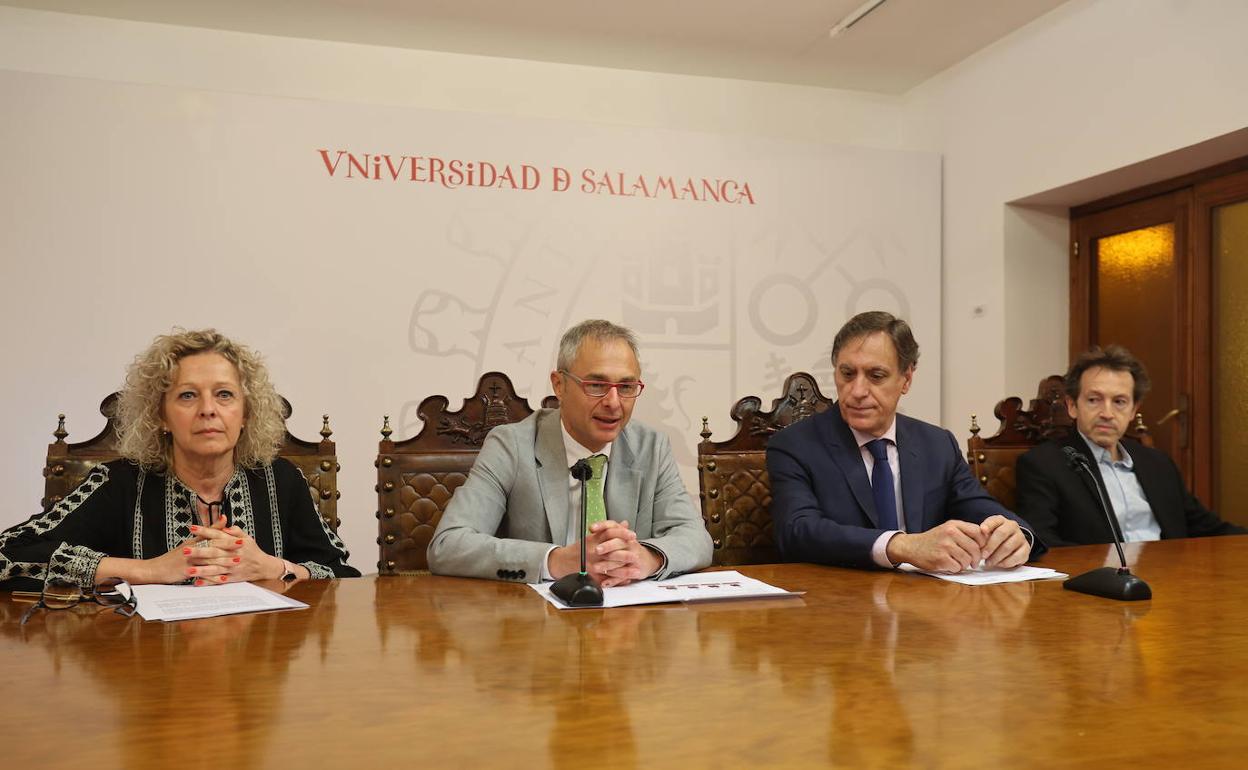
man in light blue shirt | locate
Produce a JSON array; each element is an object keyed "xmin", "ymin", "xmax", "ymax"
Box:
[
  {"xmin": 1016, "ymin": 345, "xmax": 1246, "ymax": 546},
  {"xmin": 1075, "ymin": 431, "xmax": 1160, "ymax": 542}
]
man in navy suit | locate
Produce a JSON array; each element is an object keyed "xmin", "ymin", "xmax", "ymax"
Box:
[{"xmin": 767, "ymin": 311, "xmax": 1044, "ymax": 571}]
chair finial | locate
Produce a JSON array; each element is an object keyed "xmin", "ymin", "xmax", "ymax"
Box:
[
  {"xmin": 320, "ymin": 414, "xmax": 333, "ymax": 440},
  {"xmin": 1133, "ymin": 412, "xmax": 1149, "ymax": 435},
  {"xmin": 53, "ymin": 413, "xmax": 68, "ymax": 443},
  {"xmin": 381, "ymin": 415, "xmax": 393, "ymax": 440},
  {"xmin": 970, "ymin": 414, "xmax": 980, "ymax": 436},
  {"xmin": 700, "ymin": 416, "xmax": 711, "ymax": 442}
]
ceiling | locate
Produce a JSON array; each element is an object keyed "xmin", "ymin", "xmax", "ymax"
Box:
[{"xmin": 3, "ymin": 0, "xmax": 1070, "ymax": 94}]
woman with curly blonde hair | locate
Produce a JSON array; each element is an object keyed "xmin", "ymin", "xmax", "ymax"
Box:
[{"xmin": 0, "ymin": 329, "xmax": 358, "ymax": 593}]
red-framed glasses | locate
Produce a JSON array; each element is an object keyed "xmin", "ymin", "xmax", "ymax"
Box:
[{"xmin": 559, "ymin": 371, "xmax": 645, "ymax": 399}]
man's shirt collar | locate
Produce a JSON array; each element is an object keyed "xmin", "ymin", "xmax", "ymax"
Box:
[
  {"xmin": 850, "ymin": 418, "xmax": 898, "ymax": 450},
  {"xmin": 1078, "ymin": 430, "xmax": 1133, "ymax": 469},
  {"xmin": 560, "ymin": 419, "xmax": 611, "ymax": 470}
]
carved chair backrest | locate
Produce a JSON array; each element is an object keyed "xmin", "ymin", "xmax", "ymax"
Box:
[
  {"xmin": 697, "ymin": 372, "xmax": 835, "ymax": 566},
  {"xmin": 43, "ymin": 395, "xmax": 341, "ymax": 531},
  {"xmin": 967, "ymin": 375, "xmax": 1153, "ymax": 510},
  {"xmin": 376, "ymin": 372, "xmax": 557, "ymax": 575}
]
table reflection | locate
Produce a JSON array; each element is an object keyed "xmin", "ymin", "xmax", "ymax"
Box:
[
  {"xmin": 2, "ymin": 580, "xmax": 341, "ymax": 770},
  {"xmin": 7, "ymin": 539, "xmax": 1246, "ymax": 769},
  {"xmin": 689, "ymin": 571, "xmax": 1043, "ymax": 767},
  {"xmin": 374, "ymin": 577, "xmax": 694, "ymax": 767}
]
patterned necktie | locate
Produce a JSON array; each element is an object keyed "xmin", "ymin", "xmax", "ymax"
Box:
[
  {"xmin": 584, "ymin": 454, "xmax": 608, "ymax": 526},
  {"xmin": 866, "ymin": 439, "xmax": 899, "ymax": 530}
]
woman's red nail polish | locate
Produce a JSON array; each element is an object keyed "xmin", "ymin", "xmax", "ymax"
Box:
[
  {"xmin": 235, "ymin": 539, "xmax": 244, "ymax": 545},
  {"xmin": 232, "ymin": 557, "xmax": 241, "ymax": 563},
  {"xmin": 182, "ymin": 547, "xmax": 192, "ymax": 555},
  {"xmin": 188, "ymin": 567, "xmax": 197, "ymax": 575},
  {"xmin": 219, "ymin": 576, "xmax": 228, "ymax": 582},
  {"xmin": 194, "ymin": 579, "xmax": 203, "ymax": 586},
  {"xmin": 190, "ymin": 525, "xmax": 199, "ymax": 532}
]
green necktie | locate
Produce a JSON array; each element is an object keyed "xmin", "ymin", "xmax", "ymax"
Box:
[{"xmin": 584, "ymin": 454, "xmax": 607, "ymax": 526}]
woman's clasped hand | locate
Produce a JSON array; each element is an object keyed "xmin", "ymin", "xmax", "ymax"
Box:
[{"xmin": 144, "ymin": 515, "xmax": 293, "ymax": 586}]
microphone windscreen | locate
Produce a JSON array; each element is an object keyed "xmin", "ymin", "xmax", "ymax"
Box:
[{"xmin": 1062, "ymin": 445, "xmax": 1085, "ymax": 470}]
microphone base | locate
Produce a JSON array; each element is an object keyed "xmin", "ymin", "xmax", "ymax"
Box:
[
  {"xmin": 1064, "ymin": 566, "xmax": 1152, "ymax": 601},
  {"xmin": 550, "ymin": 572, "xmax": 604, "ymax": 607}
]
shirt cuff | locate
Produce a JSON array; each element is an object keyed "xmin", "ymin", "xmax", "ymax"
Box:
[
  {"xmin": 871, "ymin": 531, "xmax": 901, "ymax": 568},
  {"xmin": 298, "ymin": 561, "xmax": 334, "ymax": 580},
  {"xmin": 46, "ymin": 542, "xmax": 107, "ymax": 592},
  {"xmin": 641, "ymin": 543, "xmax": 669, "ymax": 579},
  {"xmin": 539, "ymin": 545, "xmax": 558, "ymax": 582}
]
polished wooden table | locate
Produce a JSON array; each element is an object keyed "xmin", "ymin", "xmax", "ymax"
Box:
[{"xmin": 4, "ymin": 536, "xmax": 1247, "ymax": 769}]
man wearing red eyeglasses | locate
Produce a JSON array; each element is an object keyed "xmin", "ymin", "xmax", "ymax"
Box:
[{"xmin": 428, "ymin": 319, "xmax": 712, "ymax": 585}]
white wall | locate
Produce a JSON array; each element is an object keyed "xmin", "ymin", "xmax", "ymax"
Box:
[
  {"xmin": 0, "ymin": 7, "xmax": 928, "ymax": 571},
  {"xmin": 902, "ymin": 0, "xmax": 1248, "ymax": 431},
  {"xmin": 0, "ymin": 7, "xmax": 904, "ymax": 146},
  {"xmin": 7, "ymin": 0, "xmax": 1248, "ymax": 568}
]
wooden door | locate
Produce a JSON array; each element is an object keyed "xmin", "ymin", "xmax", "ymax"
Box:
[
  {"xmin": 1070, "ymin": 159, "xmax": 1248, "ymax": 518},
  {"xmin": 1194, "ymin": 169, "xmax": 1248, "ymax": 522},
  {"xmin": 1071, "ymin": 191, "xmax": 1192, "ymax": 482}
]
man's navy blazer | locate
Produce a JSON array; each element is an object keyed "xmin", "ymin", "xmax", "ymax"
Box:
[{"xmin": 766, "ymin": 406, "xmax": 1045, "ymax": 568}]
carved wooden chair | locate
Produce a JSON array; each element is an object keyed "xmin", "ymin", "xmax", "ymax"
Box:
[
  {"xmin": 967, "ymin": 375, "xmax": 1152, "ymax": 510},
  {"xmin": 375, "ymin": 372, "xmax": 557, "ymax": 575},
  {"xmin": 42, "ymin": 395, "xmax": 342, "ymax": 531},
  {"xmin": 697, "ymin": 372, "xmax": 835, "ymax": 566}
]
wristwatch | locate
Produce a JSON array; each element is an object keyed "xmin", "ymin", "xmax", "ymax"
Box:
[{"xmin": 278, "ymin": 559, "xmax": 299, "ymax": 583}]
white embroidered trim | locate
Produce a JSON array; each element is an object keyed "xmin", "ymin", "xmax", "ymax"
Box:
[
  {"xmin": 164, "ymin": 474, "xmax": 196, "ymax": 549},
  {"xmin": 164, "ymin": 469, "xmax": 255, "ymax": 550},
  {"xmin": 265, "ymin": 464, "xmax": 283, "ymax": 558},
  {"xmin": 227, "ymin": 471, "xmax": 255, "ymax": 538},
  {"xmin": 45, "ymin": 542, "xmax": 106, "ymax": 591},
  {"xmin": 132, "ymin": 470, "xmax": 146, "ymax": 559},
  {"xmin": 0, "ymin": 464, "xmax": 110, "ymax": 586},
  {"xmin": 300, "ymin": 561, "xmax": 334, "ymax": 580},
  {"xmin": 291, "ymin": 465, "xmax": 351, "ymax": 576}
]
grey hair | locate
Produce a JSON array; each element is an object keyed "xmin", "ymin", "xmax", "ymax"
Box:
[
  {"xmin": 556, "ymin": 319, "xmax": 641, "ymax": 371},
  {"xmin": 831, "ymin": 311, "xmax": 920, "ymax": 372}
]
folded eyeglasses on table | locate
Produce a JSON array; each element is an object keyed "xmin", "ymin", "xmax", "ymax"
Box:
[{"xmin": 13, "ymin": 578, "xmax": 138, "ymax": 625}]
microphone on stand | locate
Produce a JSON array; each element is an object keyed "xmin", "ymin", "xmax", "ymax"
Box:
[
  {"xmin": 550, "ymin": 459, "xmax": 604, "ymax": 607},
  {"xmin": 1061, "ymin": 445, "xmax": 1151, "ymax": 601}
]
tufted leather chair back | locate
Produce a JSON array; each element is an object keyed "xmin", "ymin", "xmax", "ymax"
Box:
[
  {"xmin": 375, "ymin": 372, "xmax": 556, "ymax": 574},
  {"xmin": 966, "ymin": 375, "xmax": 1153, "ymax": 510},
  {"xmin": 42, "ymin": 395, "xmax": 341, "ymax": 531},
  {"xmin": 697, "ymin": 372, "xmax": 834, "ymax": 566}
]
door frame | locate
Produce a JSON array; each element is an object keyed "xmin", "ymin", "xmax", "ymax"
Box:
[
  {"xmin": 1193, "ymin": 170, "xmax": 1248, "ymax": 505},
  {"xmin": 1069, "ymin": 156, "xmax": 1248, "ymax": 504},
  {"xmin": 1070, "ymin": 190, "xmax": 1192, "ymax": 482}
]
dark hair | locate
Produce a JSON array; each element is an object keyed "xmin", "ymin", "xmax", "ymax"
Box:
[
  {"xmin": 1063, "ymin": 345, "xmax": 1151, "ymax": 403},
  {"xmin": 830, "ymin": 311, "xmax": 920, "ymax": 372}
]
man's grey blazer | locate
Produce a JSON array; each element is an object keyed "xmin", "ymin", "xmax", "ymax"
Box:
[{"xmin": 427, "ymin": 408, "xmax": 712, "ymax": 583}]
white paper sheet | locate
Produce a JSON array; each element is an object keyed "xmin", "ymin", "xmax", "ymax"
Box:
[
  {"xmin": 530, "ymin": 570, "xmax": 801, "ymax": 610},
  {"xmin": 896, "ymin": 563, "xmax": 1067, "ymax": 585},
  {"xmin": 127, "ymin": 581, "xmax": 309, "ymax": 621}
]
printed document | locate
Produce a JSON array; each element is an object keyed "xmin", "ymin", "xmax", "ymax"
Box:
[
  {"xmin": 531, "ymin": 570, "xmax": 801, "ymax": 610},
  {"xmin": 897, "ymin": 563, "xmax": 1067, "ymax": 585},
  {"xmin": 125, "ymin": 581, "xmax": 309, "ymax": 621}
]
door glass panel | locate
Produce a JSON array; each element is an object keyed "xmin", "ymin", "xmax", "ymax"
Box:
[
  {"xmin": 1214, "ymin": 200, "xmax": 1248, "ymax": 523},
  {"xmin": 1094, "ymin": 223, "xmax": 1176, "ymax": 453}
]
